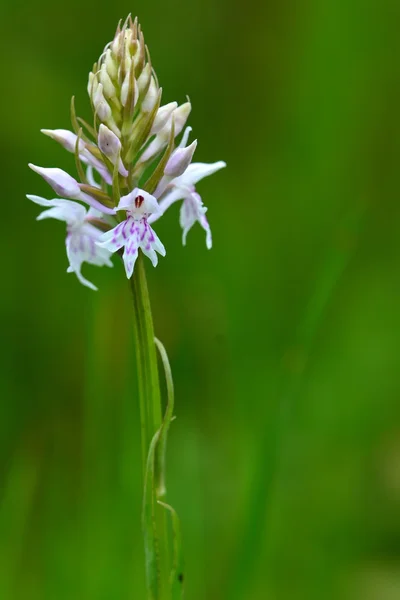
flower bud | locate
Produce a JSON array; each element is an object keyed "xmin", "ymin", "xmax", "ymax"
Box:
[
  {"xmin": 137, "ymin": 63, "xmax": 152, "ymax": 95},
  {"xmin": 151, "ymin": 102, "xmax": 178, "ymax": 135},
  {"xmin": 42, "ymin": 129, "xmax": 111, "ymax": 184},
  {"xmin": 121, "ymin": 68, "xmax": 139, "ymax": 108},
  {"xmin": 29, "ymin": 164, "xmax": 115, "ymax": 213},
  {"xmin": 105, "ymin": 49, "xmax": 118, "ymax": 81},
  {"xmin": 141, "ymin": 77, "xmax": 159, "ymax": 114},
  {"xmin": 87, "ymin": 71, "xmax": 98, "ymax": 97},
  {"xmin": 121, "ymin": 52, "xmax": 132, "ymax": 87},
  {"xmin": 164, "ymin": 140, "xmax": 197, "ymax": 177},
  {"xmin": 133, "ymin": 30, "xmax": 146, "ymax": 77},
  {"xmin": 139, "ymin": 102, "xmax": 192, "ymax": 164},
  {"xmin": 100, "ymin": 63, "xmax": 116, "ymax": 99},
  {"xmin": 41, "ymin": 129, "xmax": 84, "ymax": 153},
  {"xmin": 29, "ymin": 164, "xmax": 82, "ymax": 198},
  {"xmin": 88, "ymin": 19, "xmax": 160, "ymax": 140},
  {"xmin": 98, "ymin": 124, "xmax": 128, "ymax": 177},
  {"xmin": 93, "ymin": 83, "xmax": 112, "ymax": 121},
  {"xmin": 173, "ymin": 102, "xmax": 192, "ymax": 136}
]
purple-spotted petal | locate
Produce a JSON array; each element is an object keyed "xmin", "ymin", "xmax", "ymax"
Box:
[
  {"xmin": 180, "ymin": 192, "xmax": 212, "ymax": 249},
  {"xmin": 97, "ymin": 216, "xmax": 165, "ymax": 276},
  {"xmin": 122, "ymin": 237, "xmax": 139, "ymax": 278},
  {"xmin": 139, "ymin": 222, "xmax": 166, "ymax": 267},
  {"xmin": 65, "ymin": 224, "xmax": 113, "ymax": 290},
  {"xmin": 79, "ymin": 223, "xmax": 114, "ymax": 267},
  {"xmin": 97, "ymin": 218, "xmax": 134, "ymax": 252},
  {"xmin": 66, "ymin": 234, "xmax": 98, "ymax": 291}
]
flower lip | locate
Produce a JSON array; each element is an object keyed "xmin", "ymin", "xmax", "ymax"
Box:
[{"xmin": 96, "ymin": 212, "xmax": 166, "ymax": 278}]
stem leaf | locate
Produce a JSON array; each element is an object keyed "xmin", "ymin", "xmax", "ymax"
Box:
[
  {"xmin": 158, "ymin": 501, "xmax": 185, "ymax": 600},
  {"xmin": 154, "ymin": 337, "xmax": 175, "ymax": 498},
  {"xmin": 142, "ymin": 430, "xmax": 161, "ymax": 600}
]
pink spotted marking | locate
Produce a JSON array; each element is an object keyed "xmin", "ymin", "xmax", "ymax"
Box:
[
  {"xmin": 122, "ymin": 220, "xmax": 128, "ymax": 239},
  {"xmin": 140, "ymin": 224, "xmax": 147, "ymax": 241}
]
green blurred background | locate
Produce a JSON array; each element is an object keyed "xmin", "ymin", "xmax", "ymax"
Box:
[{"xmin": 1, "ymin": 0, "xmax": 400, "ymax": 598}]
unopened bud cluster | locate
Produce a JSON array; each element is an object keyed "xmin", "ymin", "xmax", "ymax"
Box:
[
  {"xmin": 88, "ymin": 17, "xmax": 191, "ymax": 183},
  {"xmin": 27, "ymin": 16, "xmax": 225, "ymax": 289}
]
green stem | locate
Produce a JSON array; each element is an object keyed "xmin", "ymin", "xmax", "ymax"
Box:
[
  {"xmin": 130, "ymin": 252, "xmax": 169, "ymax": 599},
  {"xmin": 130, "ymin": 252, "xmax": 162, "ymax": 474}
]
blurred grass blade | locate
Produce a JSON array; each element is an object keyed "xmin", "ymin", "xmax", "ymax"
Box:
[
  {"xmin": 0, "ymin": 451, "xmax": 39, "ymax": 598},
  {"xmin": 158, "ymin": 501, "xmax": 185, "ymax": 600},
  {"xmin": 227, "ymin": 207, "xmax": 365, "ymax": 599}
]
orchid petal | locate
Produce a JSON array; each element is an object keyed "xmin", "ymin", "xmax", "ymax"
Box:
[
  {"xmin": 164, "ymin": 140, "xmax": 197, "ymax": 178},
  {"xmin": 93, "ymin": 83, "xmax": 111, "ymax": 121},
  {"xmin": 151, "ymin": 102, "xmax": 178, "ymax": 134},
  {"xmin": 179, "ymin": 126, "xmax": 192, "ymax": 149},
  {"xmin": 139, "ymin": 102, "xmax": 192, "ymax": 164},
  {"xmin": 27, "ymin": 195, "xmax": 87, "ymax": 224},
  {"xmin": 148, "ymin": 187, "xmax": 185, "ymax": 224},
  {"xmin": 40, "ymin": 129, "xmax": 112, "ymax": 186},
  {"xmin": 28, "ymin": 165, "xmax": 114, "ymax": 213},
  {"xmin": 97, "ymin": 217, "xmax": 165, "ymax": 277},
  {"xmin": 96, "ymin": 219, "xmax": 133, "ymax": 252},
  {"xmin": 139, "ymin": 223, "xmax": 166, "ymax": 266},
  {"xmin": 122, "ymin": 237, "xmax": 139, "ymax": 278},
  {"xmin": 116, "ymin": 188, "xmax": 160, "ymax": 218},
  {"xmin": 65, "ymin": 224, "xmax": 113, "ymax": 290},
  {"xmin": 86, "ymin": 166, "xmax": 100, "ymax": 189},
  {"xmin": 98, "ymin": 124, "xmax": 128, "ymax": 177},
  {"xmin": 41, "ymin": 129, "xmax": 84, "ymax": 153},
  {"xmin": 178, "ymin": 161, "xmax": 227, "ymax": 186},
  {"xmin": 66, "ymin": 235, "xmax": 98, "ymax": 291},
  {"xmin": 179, "ymin": 192, "xmax": 212, "ymax": 249},
  {"xmin": 29, "ymin": 164, "xmax": 82, "ymax": 198}
]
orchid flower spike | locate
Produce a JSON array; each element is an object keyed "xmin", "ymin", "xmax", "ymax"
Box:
[
  {"xmin": 97, "ymin": 189, "xmax": 165, "ymax": 278},
  {"xmin": 27, "ymin": 195, "xmax": 113, "ymax": 290},
  {"xmin": 27, "ymin": 15, "xmax": 225, "ymax": 289}
]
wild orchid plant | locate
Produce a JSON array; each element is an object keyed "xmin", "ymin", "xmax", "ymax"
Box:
[{"xmin": 27, "ymin": 15, "xmax": 225, "ymax": 600}]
